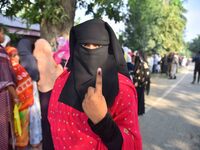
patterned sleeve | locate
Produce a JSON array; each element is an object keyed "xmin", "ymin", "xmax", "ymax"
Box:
[
  {"xmin": 110, "ymin": 79, "xmax": 143, "ymax": 150},
  {"xmin": 88, "ymin": 112, "xmax": 123, "ymax": 150},
  {"xmin": 132, "ymin": 63, "xmax": 142, "ymax": 86}
]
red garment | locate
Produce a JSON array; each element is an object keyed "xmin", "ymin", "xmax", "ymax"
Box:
[
  {"xmin": 5, "ymin": 46, "xmax": 34, "ymax": 111},
  {"xmin": 48, "ymin": 70, "xmax": 142, "ymax": 150},
  {"xmin": 13, "ymin": 64, "xmax": 34, "ymax": 111}
]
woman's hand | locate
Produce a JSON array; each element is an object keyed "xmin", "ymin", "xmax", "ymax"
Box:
[
  {"xmin": 7, "ymin": 85, "xmax": 19, "ymax": 104},
  {"xmin": 13, "ymin": 98, "xmax": 19, "ymax": 103},
  {"xmin": 82, "ymin": 68, "xmax": 108, "ymax": 124},
  {"xmin": 13, "ymin": 98, "xmax": 20, "ymax": 105}
]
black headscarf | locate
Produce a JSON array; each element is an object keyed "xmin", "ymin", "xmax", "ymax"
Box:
[
  {"xmin": 59, "ymin": 19, "xmax": 129, "ymax": 111},
  {"xmin": 17, "ymin": 39, "xmax": 39, "ymax": 81}
]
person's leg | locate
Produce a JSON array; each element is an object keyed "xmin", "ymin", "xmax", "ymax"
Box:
[
  {"xmin": 168, "ymin": 64, "xmax": 172, "ymax": 78},
  {"xmin": 136, "ymin": 87, "xmax": 145, "ymax": 116},
  {"xmin": 166, "ymin": 64, "xmax": 169, "ymax": 75},
  {"xmin": 141, "ymin": 87, "xmax": 145, "ymax": 114},
  {"xmin": 170, "ymin": 64, "xmax": 176, "ymax": 79},
  {"xmin": 39, "ymin": 91, "xmax": 54, "ymax": 150},
  {"xmin": 136, "ymin": 87, "xmax": 141, "ymax": 115},
  {"xmin": 174, "ymin": 64, "xmax": 177, "ymax": 79},
  {"xmin": 152, "ymin": 64, "xmax": 156, "ymax": 73},
  {"xmin": 192, "ymin": 68, "xmax": 197, "ymax": 84},
  {"xmin": 197, "ymin": 69, "xmax": 200, "ymax": 83}
]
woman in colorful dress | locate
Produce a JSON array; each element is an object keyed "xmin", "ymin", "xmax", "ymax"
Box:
[
  {"xmin": 48, "ymin": 19, "xmax": 142, "ymax": 150},
  {"xmin": 132, "ymin": 51, "xmax": 150, "ymax": 116},
  {"xmin": 5, "ymin": 46, "xmax": 34, "ymax": 150},
  {"xmin": 17, "ymin": 39, "xmax": 42, "ymax": 148},
  {"xmin": 0, "ymin": 25, "xmax": 18, "ymax": 150}
]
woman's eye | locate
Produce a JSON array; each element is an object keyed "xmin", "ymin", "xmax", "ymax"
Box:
[
  {"xmin": 82, "ymin": 44, "xmax": 87, "ymax": 47},
  {"xmin": 82, "ymin": 44, "xmax": 102, "ymax": 49}
]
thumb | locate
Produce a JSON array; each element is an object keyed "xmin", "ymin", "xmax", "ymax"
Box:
[{"xmin": 95, "ymin": 68, "xmax": 102, "ymax": 94}]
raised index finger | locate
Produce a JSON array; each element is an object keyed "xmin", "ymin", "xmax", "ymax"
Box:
[{"xmin": 95, "ymin": 68, "xmax": 102, "ymax": 94}]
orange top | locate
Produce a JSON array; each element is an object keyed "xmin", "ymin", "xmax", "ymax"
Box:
[
  {"xmin": 13, "ymin": 64, "xmax": 34, "ymax": 111},
  {"xmin": 5, "ymin": 46, "xmax": 34, "ymax": 111}
]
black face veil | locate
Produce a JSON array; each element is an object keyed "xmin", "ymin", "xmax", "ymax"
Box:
[{"xmin": 59, "ymin": 19, "xmax": 129, "ymax": 111}]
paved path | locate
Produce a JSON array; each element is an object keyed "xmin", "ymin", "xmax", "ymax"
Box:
[{"xmin": 140, "ymin": 65, "xmax": 200, "ymax": 150}]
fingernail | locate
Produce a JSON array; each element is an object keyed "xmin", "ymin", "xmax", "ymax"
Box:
[{"xmin": 97, "ymin": 68, "xmax": 102, "ymax": 75}]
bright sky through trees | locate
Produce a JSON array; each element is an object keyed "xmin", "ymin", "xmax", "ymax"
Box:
[
  {"xmin": 184, "ymin": 0, "xmax": 200, "ymax": 42},
  {"xmin": 76, "ymin": 0, "xmax": 200, "ymax": 42}
]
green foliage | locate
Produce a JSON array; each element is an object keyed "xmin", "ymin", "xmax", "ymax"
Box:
[
  {"xmin": 2, "ymin": 0, "xmax": 125, "ymax": 39},
  {"xmin": 124, "ymin": 0, "xmax": 186, "ymax": 55},
  {"xmin": 8, "ymin": 33, "xmax": 23, "ymax": 46},
  {"xmin": 3, "ymin": 0, "xmax": 125, "ymax": 25},
  {"xmin": 0, "ymin": 24, "xmax": 22, "ymax": 46},
  {"xmin": 189, "ymin": 35, "xmax": 200, "ymax": 53},
  {"xmin": 0, "ymin": 0, "xmax": 9, "ymax": 11},
  {"xmin": 78, "ymin": 0, "xmax": 125, "ymax": 22},
  {"xmin": 1, "ymin": 0, "xmax": 187, "ymax": 54},
  {"xmin": 3, "ymin": 0, "xmax": 69, "ymax": 26}
]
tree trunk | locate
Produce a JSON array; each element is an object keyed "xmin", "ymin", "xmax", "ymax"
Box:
[{"xmin": 40, "ymin": 0, "xmax": 76, "ymax": 43}]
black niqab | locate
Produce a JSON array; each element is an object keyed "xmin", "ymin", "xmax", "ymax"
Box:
[{"xmin": 59, "ymin": 19, "xmax": 129, "ymax": 111}]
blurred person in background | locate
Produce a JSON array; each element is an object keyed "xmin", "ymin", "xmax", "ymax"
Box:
[
  {"xmin": 17, "ymin": 39, "xmax": 42, "ymax": 148},
  {"xmin": 5, "ymin": 46, "xmax": 34, "ymax": 150},
  {"xmin": 33, "ymin": 39, "xmax": 63, "ymax": 150},
  {"xmin": 152, "ymin": 53, "xmax": 159, "ymax": 73},
  {"xmin": 53, "ymin": 37, "xmax": 70, "ymax": 68},
  {"xmin": 191, "ymin": 51, "xmax": 200, "ymax": 84},
  {"xmin": 132, "ymin": 50, "xmax": 150, "ymax": 116},
  {"xmin": 160, "ymin": 54, "xmax": 168, "ymax": 75},
  {"xmin": 0, "ymin": 25, "xmax": 18, "ymax": 150},
  {"xmin": 167, "ymin": 53, "xmax": 173, "ymax": 78},
  {"xmin": 169, "ymin": 53, "xmax": 179, "ymax": 79},
  {"xmin": 123, "ymin": 47, "xmax": 135, "ymax": 80}
]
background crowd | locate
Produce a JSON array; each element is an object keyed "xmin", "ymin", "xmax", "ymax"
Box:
[{"xmin": 0, "ymin": 24, "xmax": 69, "ymax": 150}]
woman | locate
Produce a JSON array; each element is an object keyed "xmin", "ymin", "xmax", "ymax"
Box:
[
  {"xmin": 170, "ymin": 53, "xmax": 178, "ymax": 79},
  {"xmin": 160, "ymin": 54, "xmax": 168, "ymax": 75},
  {"xmin": 33, "ymin": 39, "xmax": 63, "ymax": 150},
  {"xmin": 191, "ymin": 51, "xmax": 200, "ymax": 84},
  {"xmin": 133, "ymin": 51, "xmax": 150, "ymax": 116},
  {"xmin": 48, "ymin": 19, "xmax": 142, "ymax": 150},
  {"xmin": 5, "ymin": 46, "xmax": 34, "ymax": 149},
  {"xmin": 167, "ymin": 53, "xmax": 173, "ymax": 78},
  {"xmin": 17, "ymin": 39, "xmax": 42, "ymax": 148},
  {"xmin": 0, "ymin": 26, "xmax": 18, "ymax": 150}
]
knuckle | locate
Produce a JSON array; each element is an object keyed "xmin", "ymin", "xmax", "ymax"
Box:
[
  {"xmin": 88, "ymin": 86, "xmax": 94, "ymax": 92},
  {"xmin": 88, "ymin": 96, "xmax": 93, "ymax": 102}
]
